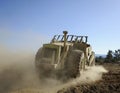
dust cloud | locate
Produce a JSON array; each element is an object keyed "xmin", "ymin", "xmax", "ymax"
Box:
[
  {"xmin": 70, "ymin": 66, "xmax": 108, "ymax": 85},
  {"xmin": 0, "ymin": 46, "xmax": 108, "ymax": 93},
  {"xmin": 0, "ymin": 46, "xmax": 40, "ymax": 93},
  {"xmin": 52, "ymin": 66, "xmax": 108, "ymax": 91}
]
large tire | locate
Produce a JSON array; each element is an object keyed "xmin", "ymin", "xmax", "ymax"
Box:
[
  {"xmin": 35, "ymin": 47, "xmax": 43, "ymax": 78},
  {"xmin": 35, "ymin": 47, "xmax": 42, "ymax": 74},
  {"xmin": 35, "ymin": 47, "xmax": 43, "ymax": 63},
  {"xmin": 89, "ymin": 51, "xmax": 95, "ymax": 66},
  {"xmin": 35, "ymin": 47, "xmax": 54, "ymax": 79},
  {"xmin": 64, "ymin": 50, "xmax": 84, "ymax": 78}
]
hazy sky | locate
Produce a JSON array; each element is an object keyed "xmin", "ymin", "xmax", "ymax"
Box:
[{"xmin": 0, "ymin": 0, "xmax": 120, "ymax": 54}]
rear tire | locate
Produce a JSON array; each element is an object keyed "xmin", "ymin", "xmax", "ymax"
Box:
[
  {"xmin": 35, "ymin": 47, "xmax": 43, "ymax": 63},
  {"xmin": 35, "ymin": 48, "xmax": 47, "ymax": 78},
  {"xmin": 64, "ymin": 50, "xmax": 84, "ymax": 78},
  {"xmin": 89, "ymin": 51, "xmax": 95, "ymax": 66}
]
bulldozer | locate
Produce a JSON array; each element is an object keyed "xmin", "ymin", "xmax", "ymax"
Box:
[{"xmin": 35, "ymin": 31, "xmax": 95, "ymax": 80}]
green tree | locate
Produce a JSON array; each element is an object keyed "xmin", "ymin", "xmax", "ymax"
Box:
[
  {"xmin": 105, "ymin": 50, "xmax": 113, "ymax": 62},
  {"xmin": 113, "ymin": 49, "xmax": 120, "ymax": 62}
]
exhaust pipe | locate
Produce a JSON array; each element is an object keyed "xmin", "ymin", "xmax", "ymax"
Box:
[
  {"xmin": 63, "ymin": 31, "xmax": 68, "ymax": 51},
  {"xmin": 85, "ymin": 36, "xmax": 88, "ymax": 43}
]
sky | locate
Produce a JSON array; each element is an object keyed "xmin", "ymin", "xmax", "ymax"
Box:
[{"xmin": 0, "ymin": 0, "xmax": 120, "ymax": 54}]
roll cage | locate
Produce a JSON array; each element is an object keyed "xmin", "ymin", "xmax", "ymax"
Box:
[{"xmin": 51, "ymin": 35, "xmax": 88, "ymax": 43}]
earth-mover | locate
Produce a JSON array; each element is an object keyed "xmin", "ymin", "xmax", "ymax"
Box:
[{"xmin": 35, "ymin": 31, "xmax": 95, "ymax": 79}]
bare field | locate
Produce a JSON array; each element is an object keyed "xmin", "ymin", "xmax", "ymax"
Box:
[
  {"xmin": 58, "ymin": 63, "xmax": 120, "ymax": 93},
  {"xmin": 8, "ymin": 63, "xmax": 120, "ymax": 93}
]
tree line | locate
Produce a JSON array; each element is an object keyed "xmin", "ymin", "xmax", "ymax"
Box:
[{"xmin": 96, "ymin": 49, "xmax": 120, "ymax": 63}]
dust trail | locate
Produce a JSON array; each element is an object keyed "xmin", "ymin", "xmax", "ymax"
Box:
[
  {"xmin": 68, "ymin": 66, "xmax": 108, "ymax": 85},
  {"xmin": 0, "ymin": 46, "xmax": 108, "ymax": 93},
  {"xmin": 36, "ymin": 66, "xmax": 108, "ymax": 93},
  {"xmin": 0, "ymin": 46, "xmax": 41, "ymax": 93},
  {"xmin": 0, "ymin": 46, "xmax": 62, "ymax": 93},
  {"xmin": 49, "ymin": 66, "xmax": 108, "ymax": 92}
]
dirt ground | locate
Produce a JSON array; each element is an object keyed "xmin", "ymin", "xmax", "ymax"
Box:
[
  {"xmin": 6, "ymin": 62, "xmax": 120, "ymax": 93},
  {"xmin": 57, "ymin": 62, "xmax": 120, "ymax": 93}
]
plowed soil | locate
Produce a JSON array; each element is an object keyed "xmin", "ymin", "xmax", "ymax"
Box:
[
  {"xmin": 57, "ymin": 63, "xmax": 120, "ymax": 93},
  {"xmin": 9, "ymin": 63, "xmax": 120, "ymax": 93}
]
